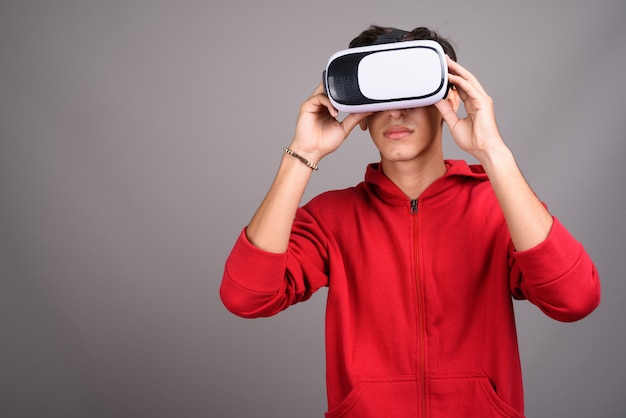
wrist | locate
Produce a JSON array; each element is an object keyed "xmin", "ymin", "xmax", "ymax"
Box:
[
  {"xmin": 287, "ymin": 142, "xmax": 323, "ymax": 167},
  {"xmin": 283, "ymin": 146, "xmax": 319, "ymax": 171},
  {"xmin": 474, "ymin": 139, "xmax": 511, "ymax": 169},
  {"xmin": 477, "ymin": 144, "xmax": 518, "ymax": 183}
]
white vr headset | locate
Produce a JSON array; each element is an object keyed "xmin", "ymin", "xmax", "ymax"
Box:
[{"xmin": 323, "ymin": 39, "xmax": 449, "ymax": 113}]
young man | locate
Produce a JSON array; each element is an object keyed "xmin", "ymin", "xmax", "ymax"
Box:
[{"xmin": 220, "ymin": 26, "xmax": 600, "ymax": 417}]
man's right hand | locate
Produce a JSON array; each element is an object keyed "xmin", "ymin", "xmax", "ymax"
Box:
[{"xmin": 289, "ymin": 82, "xmax": 372, "ymax": 166}]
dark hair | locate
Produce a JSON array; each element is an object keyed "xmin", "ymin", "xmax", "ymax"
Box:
[{"xmin": 349, "ymin": 25, "xmax": 457, "ymax": 62}]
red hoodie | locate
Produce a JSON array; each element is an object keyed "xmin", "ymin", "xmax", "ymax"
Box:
[{"xmin": 221, "ymin": 160, "xmax": 600, "ymax": 418}]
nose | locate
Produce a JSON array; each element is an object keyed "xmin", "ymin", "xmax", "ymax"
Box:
[{"xmin": 387, "ymin": 108, "xmax": 406, "ymax": 118}]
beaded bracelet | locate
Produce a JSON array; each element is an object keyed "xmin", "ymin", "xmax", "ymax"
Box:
[{"xmin": 283, "ymin": 147, "xmax": 319, "ymax": 171}]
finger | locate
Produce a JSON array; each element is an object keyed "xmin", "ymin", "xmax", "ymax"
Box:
[
  {"xmin": 302, "ymin": 88, "xmax": 338, "ymax": 118},
  {"xmin": 446, "ymin": 56, "xmax": 488, "ymax": 96},
  {"xmin": 313, "ymin": 81, "xmax": 338, "ymax": 117},
  {"xmin": 316, "ymin": 93, "xmax": 339, "ymax": 118},
  {"xmin": 448, "ymin": 73, "xmax": 486, "ymax": 104}
]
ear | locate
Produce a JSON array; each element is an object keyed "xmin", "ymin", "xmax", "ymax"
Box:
[
  {"xmin": 359, "ymin": 119, "xmax": 368, "ymax": 131},
  {"xmin": 446, "ymin": 86, "xmax": 461, "ymax": 112}
]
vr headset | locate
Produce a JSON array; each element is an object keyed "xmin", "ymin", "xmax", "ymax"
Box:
[{"xmin": 323, "ymin": 39, "xmax": 449, "ymax": 113}]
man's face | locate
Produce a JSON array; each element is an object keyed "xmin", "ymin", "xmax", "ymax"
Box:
[{"xmin": 363, "ymin": 105, "xmax": 444, "ymax": 164}]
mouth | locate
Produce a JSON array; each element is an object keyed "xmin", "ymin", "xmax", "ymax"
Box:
[{"xmin": 383, "ymin": 125, "xmax": 413, "ymax": 139}]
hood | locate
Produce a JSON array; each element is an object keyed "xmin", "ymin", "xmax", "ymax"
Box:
[{"xmin": 364, "ymin": 160, "xmax": 489, "ymax": 203}]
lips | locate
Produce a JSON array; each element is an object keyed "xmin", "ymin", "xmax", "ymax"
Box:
[{"xmin": 383, "ymin": 125, "xmax": 413, "ymax": 139}]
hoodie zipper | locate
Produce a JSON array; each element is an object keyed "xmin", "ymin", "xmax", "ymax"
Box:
[{"xmin": 410, "ymin": 199, "xmax": 426, "ymax": 417}]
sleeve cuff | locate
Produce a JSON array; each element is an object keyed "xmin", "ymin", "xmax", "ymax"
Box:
[
  {"xmin": 223, "ymin": 228, "xmax": 288, "ymax": 294},
  {"xmin": 512, "ymin": 217, "xmax": 584, "ymax": 285}
]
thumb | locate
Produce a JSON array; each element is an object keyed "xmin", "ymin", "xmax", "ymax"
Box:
[
  {"xmin": 435, "ymin": 100, "xmax": 460, "ymax": 129},
  {"xmin": 340, "ymin": 112, "xmax": 373, "ymax": 137}
]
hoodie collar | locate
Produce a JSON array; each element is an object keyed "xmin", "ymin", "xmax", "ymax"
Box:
[{"xmin": 364, "ymin": 160, "xmax": 488, "ymax": 203}]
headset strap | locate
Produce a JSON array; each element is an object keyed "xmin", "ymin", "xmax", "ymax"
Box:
[{"xmin": 372, "ymin": 29, "xmax": 409, "ymax": 45}]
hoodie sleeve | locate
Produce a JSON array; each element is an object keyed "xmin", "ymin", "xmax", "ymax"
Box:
[
  {"xmin": 509, "ymin": 217, "xmax": 601, "ymax": 322},
  {"xmin": 220, "ymin": 208, "xmax": 330, "ymax": 318}
]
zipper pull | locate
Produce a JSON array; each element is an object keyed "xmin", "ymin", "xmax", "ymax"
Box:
[{"xmin": 411, "ymin": 199, "xmax": 418, "ymax": 214}]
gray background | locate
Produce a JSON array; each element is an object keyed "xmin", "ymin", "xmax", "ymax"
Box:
[{"xmin": 1, "ymin": 0, "xmax": 624, "ymax": 417}]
